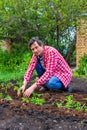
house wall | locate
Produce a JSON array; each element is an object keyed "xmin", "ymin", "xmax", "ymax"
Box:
[{"xmin": 76, "ymin": 18, "xmax": 87, "ymax": 67}]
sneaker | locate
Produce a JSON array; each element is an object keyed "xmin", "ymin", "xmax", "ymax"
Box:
[
  {"xmin": 65, "ymin": 85, "xmax": 72, "ymax": 93},
  {"xmin": 39, "ymin": 86, "xmax": 49, "ymax": 92}
]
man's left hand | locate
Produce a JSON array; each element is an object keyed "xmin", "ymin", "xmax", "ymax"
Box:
[{"xmin": 23, "ymin": 83, "xmax": 37, "ymax": 98}]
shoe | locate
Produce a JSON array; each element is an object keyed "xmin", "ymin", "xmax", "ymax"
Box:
[
  {"xmin": 64, "ymin": 85, "xmax": 72, "ymax": 93},
  {"xmin": 39, "ymin": 86, "xmax": 49, "ymax": 92}
]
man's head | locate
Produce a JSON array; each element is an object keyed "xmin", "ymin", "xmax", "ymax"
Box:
[{"xmin": 28, "ymin": 37, "xmax": 44, "ymax": 56}]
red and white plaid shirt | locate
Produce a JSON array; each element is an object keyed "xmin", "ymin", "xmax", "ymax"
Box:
[{"xmin": 24, "ymin": 46, "xmax": 72, "ymax": 88}]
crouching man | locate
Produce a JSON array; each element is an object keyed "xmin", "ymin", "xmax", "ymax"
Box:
[{"xmin": 17, "ymin": 37, "xmax": 72, "ymax": 97}]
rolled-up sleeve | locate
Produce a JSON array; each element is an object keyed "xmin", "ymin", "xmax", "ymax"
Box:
[{"xmin": 24, "ymin": 55, "xmax": 37, "ymax": 83}]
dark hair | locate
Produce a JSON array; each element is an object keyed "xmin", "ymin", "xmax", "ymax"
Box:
[{"xmin": 28, "ymin": 37, "xmax": 43, "ymax": 48}]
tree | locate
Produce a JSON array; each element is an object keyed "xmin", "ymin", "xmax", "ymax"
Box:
[{"xmin": 0, "ymin": 0, "xmax": 87, "ymax": 55}]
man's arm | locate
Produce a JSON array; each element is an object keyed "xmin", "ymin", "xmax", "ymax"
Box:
[
  {"xmin": 17, "ymin": 55, "xmax": 37, "ymax": 96},
  {"xmin": 24, "ymin": 55, "xmax": 37, "ymax": 83},
  {"xmin": 23, "ymin": 83, "xmax": 37, "ymax": 98}
]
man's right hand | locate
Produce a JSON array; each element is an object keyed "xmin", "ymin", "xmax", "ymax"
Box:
[
  {"xmin": 21, "ymin": 85, "xmax": 26, "ymax": 93},
  {"xmin": 17, "ymin": 85, "xmax": 26, "ymax": 96}
]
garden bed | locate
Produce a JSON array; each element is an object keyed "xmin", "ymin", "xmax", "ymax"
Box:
[{"xmin": 0, "ymin": 77, "xmax": 87, "ymax": 130}]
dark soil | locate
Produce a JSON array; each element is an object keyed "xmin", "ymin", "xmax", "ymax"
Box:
[{"xmin": 0, "ymin": 77, "xmax": 87, "ymax": 130}]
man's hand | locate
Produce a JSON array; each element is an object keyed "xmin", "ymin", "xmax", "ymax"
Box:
[
  {"xmin": 23, "ymin": 83, "xmax": 37, "ymax": 98},
  {"xmin": 17, "ymin": 85, "xmax": 26, "ymax": 96}
]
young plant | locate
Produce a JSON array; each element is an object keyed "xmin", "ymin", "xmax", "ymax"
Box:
[
  {"xmin": 73, "ymin": 102, "xmax": 82, "ymax": 111},
  {"xmin": 84, "ymin": 106, "xmax": 87, "ymax": 112},
  {"xmin": 32, "ymin": 92, "xmax": 42, "ymax": 98},
  {"xmin": 65, "ymin": 95, "xmax": 74, "ymax": 109},
  {"xmin": 56, "ymin": 102, "xmax": 63, "ymax": 108},
  {"xmin": 0, "ymin": 92, "xmax": 3, "ymax": 99},
  {"xmin": 14, "ymin": 86, "xmax": 20, "ymax": 91},
  {"xmin": 31, "ymin": 97, "xmax": 45, "ymax": 105},
  {"xmin": 30, "ymin": 92, "xmax": 45, "ymax": 105},
  {"xmin": 22, "ymin": 97, "xmax": 30, "ymax": 103},
  {"xmin": 5, "ymin": 95, "xmax": 13, "ymax": 101}
]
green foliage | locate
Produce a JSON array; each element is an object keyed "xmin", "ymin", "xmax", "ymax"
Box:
[
  {"xmin": 77, "ymin": 54, "xmax": 87, "ymax": 76},
  {"xmin": 5, "ymin": 95, "xmax": 13, "ymax": 100},
  {"xmin": 73, "ymin": 71, "xmax": 79, "ymax": 77},
  {"xmin": 65, "ymin": 95, "xmax": 74, "ymax": 109},
  {"xmin": 0, "ymin": 84, "xmax": 13, "ymax": 100},
  {"xmin": 30, "ymin": 92, "xmax": 45, "ymax": 105},
  {"xmin": 22, "ymin": 97, "xmax": 30, "ymax": 103},
  {"xmin": 0, "ymin": 42, "xmax": 32, "ymax": 81},
  {"xmin": 0, "ymin": 43, "xmax": 31, "ymax": 72},
  {"xmin": 0, "ymin": 93, "xmax": 3, "ymax": 99},
  {"xmin": 84, "ymin": 106, "xmax": 87, "ymax": 112},
  {"xmin": 0, "ymin": 0, "xmax": 86, "ymax": 46},
  {"xmin": 32, "ymin": 92, "xmax": 42, "ymax": 98},
  {"xmin": 0, "ymin": 71, "xmax": 25, "ymax": 82},
  {"xmin": 31, "ymin": 97, "xmax": 45, "ymax": 105},
  {"xmin": 65, "ymin": 95, "xmax": 82, "ymax": 110},
  {"xmin": 14, "ymin": 86, "xmax": 20, "ymax": 91},
  {"xmin": 55, "ymin": 95, "xmax": 87, "ymax": 112},
  {"xmin": 56, "ymin": 102, "xmax": 63, "ymax": 108},
  {"xmin": 0, "ymin": 0, "xmax": 86, "ymax": 72},
  {"xmin": 21, "ymin": 92, "xmax": 45, "ymax": 105}
]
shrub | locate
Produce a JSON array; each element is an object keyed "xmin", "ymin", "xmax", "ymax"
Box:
[{"xmin": 77, "ymin": 54, "xmax": 87, "ymax": 76}]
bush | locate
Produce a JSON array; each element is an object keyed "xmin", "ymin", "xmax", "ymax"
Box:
[
  {"xmin": 0, "ymin": 43, "xmax": 32, "ymax": 72},
  {"xmin": 77, "ymin": 54, "xmax": 87, "ymax": 76}
]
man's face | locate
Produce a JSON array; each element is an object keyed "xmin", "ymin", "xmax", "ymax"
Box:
[{"xmin": 30, "ymin": 41, "xmax": 44, "ymax": 56}]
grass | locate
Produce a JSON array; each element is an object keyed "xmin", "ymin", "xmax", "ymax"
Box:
[
  {"xmin": 0, "ymin": 69, "xmax": 37, "ymax": 82},
  {"xmin": 0, "ymin": 70, "xmax": 25, "ymax": 82}
]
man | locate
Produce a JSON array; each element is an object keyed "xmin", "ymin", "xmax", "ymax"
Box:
[{"xmin": 17, "ymin": 37, "xmax": 72, "ymax": 97}]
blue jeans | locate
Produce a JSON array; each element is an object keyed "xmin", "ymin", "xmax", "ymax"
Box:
[{"xmin": 36, "ymin": 61, "xmax": 63, "ymax": 90}]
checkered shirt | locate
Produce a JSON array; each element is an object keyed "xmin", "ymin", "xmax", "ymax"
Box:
[{"xmin": 24, "ymin": 46, "xmax": 72, "ymax": 88}]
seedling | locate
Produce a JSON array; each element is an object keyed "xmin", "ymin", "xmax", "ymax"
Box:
[
  {"xmin": 32, "ymin": 92, "xmax": 42, "ymax": 98},
  {"xmin": 21, "ymin": 92, "xmax": 45, "ymax": 105},
  {"xmin": 65, "ymin": 95, "xmax": 74, "ymax": 109},
  {"xmin": 22, "ymin": 97, "xmax": 30, "ymax": 103},
  {"xmin": 74, "ymin": 102, "xmax": 82, "ymax": 111},
  {"xmin": 0, "ymin": 92, "xmax": 3, "ymax": 99},
  {"xmin": 56, "ymin": 102, "xmax": 63, "ymax": 108},
  {"xmin": 5, "ymin": 95, "xmax": 13, "ymax": 101},
  {"xmin": 7, "ymin": 82, "xmax": 12, "ymax": 88},
  {"xmin": 30, "ymin": 92, "xmax": 45, "ymax": 105},
  {"xmin": 14, "ymin": 86, "xmax": 20, "ymax": 91},
  {"xmin": 31, "ymin": 97, "xmax": 45, "ymax": 105},
  {"xmin": 84, "ymin": 106, "xmax": 87, "ymax": 112},
  {"xmin": 55, "ymin": 95, "xmax": 85, "ymax": 111},
  {"xmin": 1, "ymin": 82, "xmax": 5, "ymax": 87}
]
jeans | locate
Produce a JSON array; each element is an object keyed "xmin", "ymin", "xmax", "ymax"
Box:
[
  {"xmin": 45, "ymin": 76, "xmax": 63, "ymax": 90},
  {"xmin": 36, "ymin": 60, "xmax": 63, "ymax": 90}
]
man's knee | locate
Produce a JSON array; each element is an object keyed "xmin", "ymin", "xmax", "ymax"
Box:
[{"xmin": 45, "ymin": 76, "xmax": 63, "ymax": 90}]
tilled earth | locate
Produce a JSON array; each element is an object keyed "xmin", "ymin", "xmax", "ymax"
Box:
[{"xmin": 0, "ymin": 77, "xmax": 87, "ymax": 130}]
